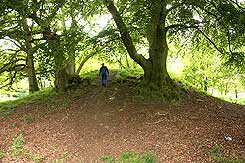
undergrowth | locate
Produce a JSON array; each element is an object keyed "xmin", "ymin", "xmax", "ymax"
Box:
[
  {"xmin": 80, "ymin": 70, "xmax": 98, "ymax": 80},
  {"xmin": 100, "ymin": 151, "xmax": 156, "ymax": 163},
  {"xmin": 23, "ymin": 115, "xmax": 34, "ymax": 124},
  {"xmin": 0, "ymin": 149, "xmax": 5, "ymax": 159},
  {"xmin": 0, "ymin": 88, "xmax": 57, "ymax": 116},
  {"xmin": 113, "ymin": 69, "xmax": 143, "ymax": 82},
  {"xmin": 29, "ymin": 152, "xmax": 44, "ymax": 163},
  {"xmin": 211, "ymin": 145, "xmax": 245, "ymax": 163},
  {"xmin": 12, "ymin": 132, "xmax": 25, "ymax": 158},
  {"xmin": 10, "ymin": 131, "xmax": 45, "ymax": 162}
]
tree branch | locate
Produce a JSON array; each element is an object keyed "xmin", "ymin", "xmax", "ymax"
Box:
[
  {"xmin": 3, "ymin": 38, "xmax": 24, "ymax": 51},
  {"xmin": 0, "ymin": 59, "xmax": 26, "ymax": 74},
  {"xmin": 105, "ymin": 0, "xmax": 147, "ymax": 68},
  {"xmin": 202, "ymin": 0, "xmax": 241, "ymax": 55},
  {"xmin": 30, "ymin": 38, "xmax": 47, "ymax": 43},
  {"xmin": 28, "ymin": 0, "xmax": 65, "ymax": 27},
  {"xmin": 185, "ymin": 1, "xmax": 220, "ymax": 20},
  {"xmin": 165, "ymin": 22, "xmax": 199, "ymax": 32},
  {"xmin": 196, "ymin": 28, "xmax": 225, "ymax": 55},
  {"xmin": 0, "ymin": 49, "xmax": 20, "ymax": 53},
  {"xmin": 47, "ymin": 0, "xmax": 65, "ymax": 23},
  {"xmin": 167, "ymin": 1, "xmax": 186, "ymax": 13},
  {"xmin": 0, "ymin": 71, "xmax": 18, "ymax": 89},
  {"xmin": 75, "ymin": 35, "xmax": 119, "ymax": 75},
  {"xmin": 28, "ymin": 13, "xmax": 43, "ymax": 26},
  {"xmin": 75, "ymin": 52, "xmax": 96, "ymax": 75},
  {"xmin": 227, "ymin": 0, "xmax": 245, "ymax": 10}
]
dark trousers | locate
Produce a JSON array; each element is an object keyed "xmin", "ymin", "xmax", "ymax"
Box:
[{"xmin": 101, "ymin": 74, "xmax": 107, "ymax": 86}]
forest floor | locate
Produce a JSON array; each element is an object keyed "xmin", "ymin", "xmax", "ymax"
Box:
[{"xmin": 0, "ymin": 75, "xmax": 245, "ymax": 163}]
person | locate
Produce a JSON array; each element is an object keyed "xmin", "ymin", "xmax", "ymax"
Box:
[{"xmin": 99, "ymin": 63, "xmax": 109, "ymax": 87}]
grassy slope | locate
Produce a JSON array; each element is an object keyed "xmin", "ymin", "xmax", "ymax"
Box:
[{"xmin": 0, "ymin": 70, "xmax": 244, "ymax": 162}]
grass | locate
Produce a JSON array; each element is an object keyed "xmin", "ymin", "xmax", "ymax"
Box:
[
  {"xmin": 81, "ymin": 70, "xmax": 98, "ymax": 81},
  {"xmin": 211, "ymin": 145, "xmax": 245, "ymax": 163},
  {"xmin": 218, "ymin": 96, "xmax": 245, "ymax": 105},
  {"xmin": 100, "ymin": 151, "xmax": 156, "ymax": 163},
  {"xmin": 0, "ymin": 87, "xmax": 58, "ymax": 116},
  {"xmin": 55, "ymin": 152, "xmax": 69, "ymax": 163},
  {"xmin": 29, "ymin": 152, "xmax": 44, "ymax": 163},
  {"xmin": 23, "ymin": 115, "xmax": 33, "ymax": 124},
  {"xmin": 45, "ymin": 96, "xmax": 71, "ymax": 112},
  {"xmin": 80, "ymin": 68, "xmax": 143, "ymax": 83},
  {"xmin": 113, "ymin": 69, "xmax": 143, "ymax": 82},
  {"xmin": 11, "ymin": 131, "xmax": 45, "ymax": 162},
  {"xmin": 0, "ymin": 149, "xmax": 5, "ymax": 159},
  {"xmin": 12, "ymin": 132, "xmax": 25, "ymax": 158}
]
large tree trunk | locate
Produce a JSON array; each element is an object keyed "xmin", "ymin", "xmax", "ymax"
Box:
[
  {"xmin": 52, "ymin": 40, "xmax": 80, "ymax": 92},
  {"xmin": 47, "ymin": 31, "xmax": 68, "ymax": 92},
  {"xmin": 66, "ymin": 54, "xmax": 75, "ymax": 75},
  {"xmin": 54, "ymin": 56, "xmax": 68, "ymax": 92},
  {"xmin": 26, "ymin": 32, "xmax": 39, "ymax": 93},
  {"xmin": 106, "ymin": 0, "xmax": 181, "ymax": 100},
  {"xmin": 55, "ymin": 65, "xmax": 82, "ymax": 92},
  {"xmin": 54, "ymin": 67, "xmax": 68, "ymax": 92},
  {"xmin": 142, "ymin": 26, "xmax": 179, "ymax": 99}
]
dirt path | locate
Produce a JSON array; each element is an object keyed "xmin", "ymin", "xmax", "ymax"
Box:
[{"xmin": 0, "ymin": 80, "xmax": 245, "ymax": 162}]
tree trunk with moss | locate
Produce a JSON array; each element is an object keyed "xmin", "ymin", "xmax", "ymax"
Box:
[
  {"xmin": 142, "ymin": 29, "xmax": 178, "ymax": 99},
  {"xmin": 66, "ymin": 54, "xmax": 75, "ymax": 75},
  {"xmin": 26, "ymin": 32, "xmax": 39, "ymax": 93},
  {"xmin": 48, "ymin": 33, "xmax": 69, "ymax": 92},
  {"xmin": 106, "ymin": 0, "xmax": 180, "ymax": 100},
  {"xmin": 53, "ymin": 43, "xmax": 80, "ymax": 92},
  {"xmin": 54, "ymin": 67, "xmax": 69, "ymax": 92},
  {"xmin": 54, "ymin": 54, "xmax": 69, "ymax": 92}
]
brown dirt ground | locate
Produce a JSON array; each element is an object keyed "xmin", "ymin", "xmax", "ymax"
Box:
[{"xmin": 0, "ymin": 77, "xmax": 245, "ymax": 163}]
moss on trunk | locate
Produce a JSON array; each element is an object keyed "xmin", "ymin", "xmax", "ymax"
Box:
[
  {"xmin": 140, "ymin": 63, "xmax": 181, "ymax": 101},
  {"xmin": 26, "ymin": 33, "xmax": 39, "ymax": 93},
  {"xmin": 107, "ymin": 0, "xmax": 184, "ymax": 101},
  {"xmin": 140, "ymin": 24, "xmax": 181, "ymax": 101}
]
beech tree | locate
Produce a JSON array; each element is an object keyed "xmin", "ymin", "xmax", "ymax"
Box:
[
  {"xmin": 103, "ymin": 0, "xmax": 244, "ymax": 100},
  {"xmin": 0, "ymin": 0, "xmax": 39, "ymax": 93},
  {"xmin": 1, "ymin": 0, "xmax": 243, "ymax": 96},
  {"xmin": 1, "ymin": 0, "xmax": 86, "ymax": 92}
]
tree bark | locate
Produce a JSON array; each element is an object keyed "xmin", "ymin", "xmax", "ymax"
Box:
[
  {"xmin": 106, "ymin": 1, "xmax": 147, "ymax": 68},
  {"xmin": 54, "ymin": 67, "xmax": 68, "ymax": 92},
  {"xmin": 204, "ymin": 77, "xmax": 208, "ymax": 91},
  {"xmin": 54, "ymin": 60, "xmax": 68, "ymax": 92},
  {"xmin": 47, "ymin": 30, "xmax": 68, "ymax": 92},
  {"xmin": 51, "ymin": 35, "xmax": 80, "ymax": 92},
  {"xmin": 26, "ymin": 32, "xmax": 39, "ymax": 93},
  {"xmin": 142, "ymin": 23, "xmax": 179, "ymax": 99},
  {"xmin": 75, "ymin": 52, "xmax": 95, "ymax": 75},
  {"xmin": 66, "ymin": 54, "xmax": 75, "ymax": 75},
  {"xmin": 235, "ymin": 90, "xmax": 238, "ymax": 98},
  {"xmin": 106, "ymin": 0, "xmax": 180, "ymax": 100}
]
